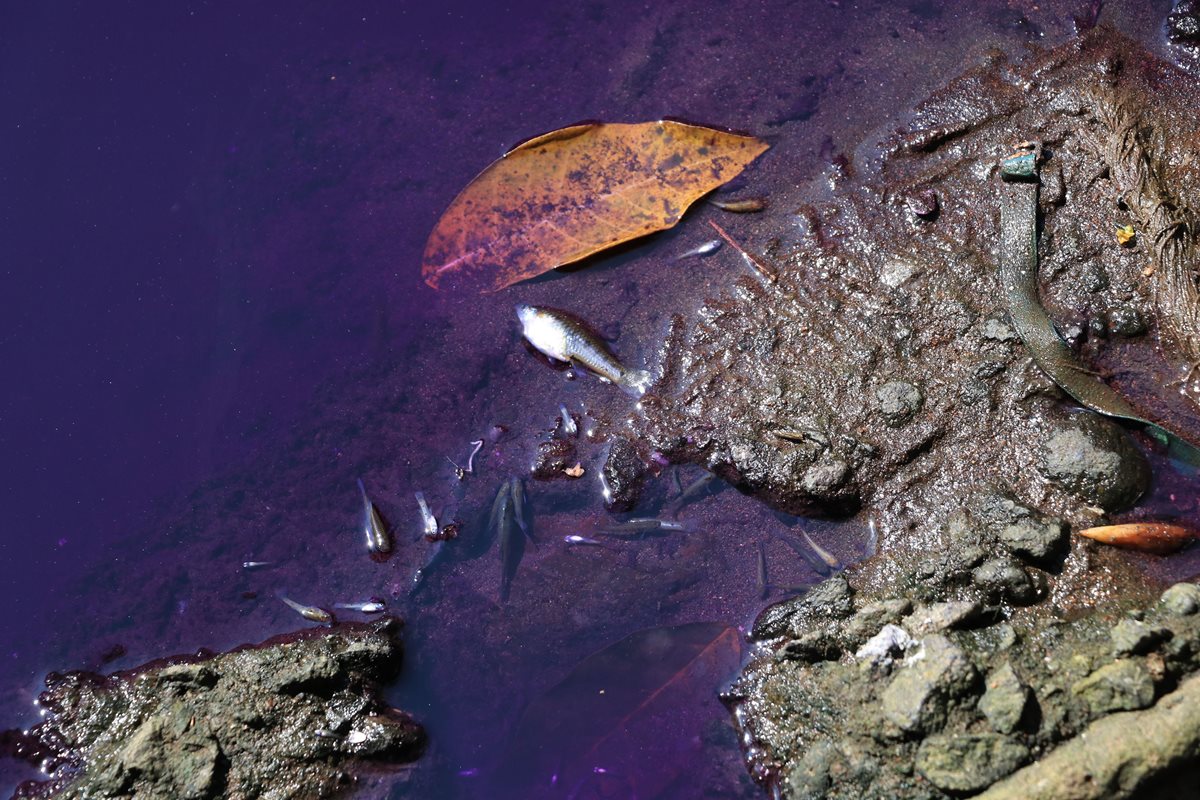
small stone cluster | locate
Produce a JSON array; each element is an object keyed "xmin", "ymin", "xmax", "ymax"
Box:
[{"xmin": 729, "ymin": 563, "xmax": 1200, "ymax": 799}]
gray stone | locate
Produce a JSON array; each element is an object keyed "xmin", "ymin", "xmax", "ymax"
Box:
[
  {"xmin": 855, "ymin": 624, "xmax": 913, "ymax": 670},
  {"xmin": 915, "ymin": 733, "xmax": 1029, "ymax": 793},
  {"xmin": 1161, "ymin": 582, "xmax": 1200, "ymax": 616},
  {"xmin": 1039, "ymin": 416, "xmax": 1149, "ymax": 511},
  {"xmin": 785, "ymin": 739, "xmax": 838, "ymax": 799},
  {"xmin": 1071, "ymin": 659, "xmax": 1156, "ymax": 714},
  {"xmin": 1106, "ymin": 303, "xmax": 1147, "ymax": 337},
  {"xmin": 981, "ymin": 318, "xmax": 1018, "ymax": 342},
  {"xmin": 750, "ymin": 574, "xmax": 854, "ymax": 641},
  {"xmin": 1110, "ymin": 619, "xmax": 1170, "ymax": 657},
  {"xmin": 843, "ymin": 598, "xmax": 912, "ymax": 641},
  {"xmin": 800, "ymin": 454, "xmax": 850, "ymax": 495},
  {"xmin": 906, "ymin": 600, "xmax": 983, "ymax": 635},
  {"xmin": 979, "ymin": 663, "xmax": 1031, "ymax": 734},
  {"xmin": 875, "ymin": 381, "xmax": 923, "ymax": 426},
  {"xmin": 975, "ymin": 495, "xmax": 1068, "ymax": 563},
  {"xmin": 881, "ymin": 634, "xmax": 979, "ymax": 734},
  {"xmin": 972, "ymin": 558, "xmax": 1040, "ymax": 605}
]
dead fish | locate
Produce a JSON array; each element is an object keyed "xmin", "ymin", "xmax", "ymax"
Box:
[
  {"xmin": 516, "ymin": 304, "xmax": 651, "ymax": 396},
  {"xmin": 334, "ymin": 599, "xmax": 387, "ymax": 613},
  {"xmin": 357, "ymin": 479, "xmax": 393, "ymax": 557},
  {"xmin": 675, "ymin": 239, "xmax": 722, "ymax": 260},
  {"xmin": 279, "ymin": 595, "xmax": 335, "ymax": 625},
  {"xmin": 1077, "ymin": 522, "xmax": 1196, "ymax": 555},
  {"xmin": 415, "ymin": 491, "xmax": 439, "ymax": 541},
  {"xmin": 799, "ymin": 528, "xmax": 842, "ymax": 572},
  {"xmin": 709, "ymin": 197, "xmax": 767, "ymax": 213}
]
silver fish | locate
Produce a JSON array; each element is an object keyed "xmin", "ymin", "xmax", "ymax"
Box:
[
  {"xmin": 799, "ymin": 528, "xmax": 842, "ymax": 572},
  {"xmin": 410, "ymin": 540, "xmax": 447, "ymax": 597},
  {"xmin": 559, "ymin": 404, "xmax": 578, "ymax": 437},
  {"xmin": 510, "ymin": 477, "xmax": 533, "ymax": 544},
  {"xmin": 772, "ymin": 529, "xmax": 832, "ymax": 577},
  {"xmin": 279, "ymin": 595, "xmax": 334, "ymax": 625},
  {"xmin": 242, "ymin": 560, "xmax": 274, "ymax": 570},
  {"xmin": 415, "ymin": 491, "xmax": 438, "ymax": 540},
  {"xmin": 597, "ymin": 517, "xmax": 689, "ymax": 536},
  {"xmin": 516, "ymin": 304, "xmax": 651, "ymax": 396},
  {"xmin": 564, "ymin": 534, "xmax": 605, "ymax": 546},
  {"xmin": 357, "ymin": 479, "xmax": 393, "ymax": 556},
  {"xmin": 675, "ymin": 239, "xmax": 722, "ymax": 260},
  {"xmin": 756, "ymin": 543, "xmax": 769, "ymax": 600},
  {"xmin": 495, "ymin": 479, "xmax": 524, "ymax": 601},
  {"xmin": 334, "ymin": 599, "xmax": 387, "ymax": 614}
]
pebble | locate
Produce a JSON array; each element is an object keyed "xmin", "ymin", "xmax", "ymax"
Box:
[
  {"xmin": 1160, "ymin": 583, "xmax": 1200, "ymax": 616},
  {"xmin": 1071, "ymin": 659, "xmax": 1156, "ymax": 715},
  {"xmin": 979, "ymin": 663, "xmax": 1031, "ymax": 734},
  {"xmin": 881, "ymin": 634, "xmax": 979, "ymax": 734},
  {"xmin": 1110, "ymin": 619, "xmax": 1171, "ymax": 657},
  {"xmin": 875, "ymin": 381, "xmax": 923, "ymax": 427}
]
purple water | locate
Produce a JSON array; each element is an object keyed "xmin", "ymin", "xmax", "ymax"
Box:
[{"xmin": 0, "ymin": 2, "xmax": 1179, "ymax": 797}]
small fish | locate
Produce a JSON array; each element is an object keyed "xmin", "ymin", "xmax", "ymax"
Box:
[
  {"xmin": 333, "ymin": 599, "xmax": 387, "ymax": 614},
  {"xmin": 242, "ymin": 561, "xmax": 273, "ymax": 570},
  {"xmin": 559, "ymin": 404, "xmax": 578, "ymax": 437},
  {"xmin": 410, "ymin": 540, "xmax": 447, "ymax": 597},
  {"xmin": 799, "ymin": 528, "xmax": 842, "ymax": 572},
  {"xmin": 516, "ymin": 304, "xmax": 651, "ymax": 396},
  {"xmin": 415, "ymin": 491, "xmax": 439, "ymax": 540},
  {"xmin": 675, "ymin": 239, "xmax": 722, "ymax": 260},
  {"xmin": 709, "ymin": 197, "xmax": 767, "ymax": 213},
  {"xmin": 772, "ymin": 530, "xmax": 831, "ymax": 577},
  {"xmin": 488, "ymin": 479, "xmax": 512, "ymax": 540},
  {"xmin": 596, "ymin": 518, "xmax": 691, "ymax": 538},
  {"xmin": 496, "ymin": 480, "xmax": 524, "ymax": 601},
  {"xmin": 279, "ymin": 595, "xmax": 335, "ymax": 625},
  {"xmin": 677, "ymin": 472, "xmax": 717, "ymax": 505},
  {"xmin": 756, "ymin": 543, "xmax": 769, "ymax": 600},
  {"xmin": 510, "ymin": 477, "xmax": 534, "ymax": 544},
  {"xmin": 564, "ymin": 534, "xmax": 605, "ymax": 546},
  {"xmin": 357, "ymin": 479, "xmax": 393, "ymax": 557}
]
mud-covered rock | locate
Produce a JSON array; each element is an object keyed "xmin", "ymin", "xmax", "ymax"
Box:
[
  {"xmin": 7, "ymin": 619, "xmax": 423, "ymax": 799},
  {"xmin": 979, "ymin": 663, "xmax": 1031, "ymax": 734},
  {"xmin": 1161, "ymin": 582, "xmax": 1200, "ymax": 616},
  {"xmin": 975, "ymin": 496, "xmax": 1068, "ymax": 565},
  {"xmin": 1071, "ymin": 659, "xmax": 1156, "ymax": 715},
  {"xmin": 972, "ymin": 558, "xmax": 1040, "ymax": 605},
  {"xmin": 1039, "ymin": 416, "xmax": 1149, "ymax": 511},
  {"xmin": 881, "ymin": 635, "xmax": 979, "ymax": 735},
  {"xmin": 875, "ymin": 381, "xmax": 923, "ymax": 427},
  {"xmin": 914, "ymin": 733, "xmax": 1029, "ymax": 793},
  {"xmin": 751, "ymin": 574, "xmax": 854, "ymax": 641},
  {"xmin": 1110, "ymin": 618, "xmax": 1171, "ymax": 656}
]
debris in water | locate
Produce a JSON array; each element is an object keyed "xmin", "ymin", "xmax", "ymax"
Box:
[
  {"xmin": 1077, "ymin": 522, "xmax": 1196, "ymax": 554},
  {"xmin": 710, "ymin": 197, "xmax": 767, "ymax": 213},
  {"xmin": 564, "ymin": 463, "xmax": 585, "ymax": 478},
  {"xmin": 1115, "ymin": 223, "xmax": 1136, "ymax": 246}
]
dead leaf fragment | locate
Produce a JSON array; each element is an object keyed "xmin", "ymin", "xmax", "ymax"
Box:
[
  {"xmin": 422, "ymin": 120, "xmax": 769, "ymax": 291},
  {"xmin": 1076, "ymin": 522, "xmax": 1196, "ymax": 554}
]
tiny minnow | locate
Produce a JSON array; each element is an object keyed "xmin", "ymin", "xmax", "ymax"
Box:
[
  {"xmin": 279, "ymin": 595, "xmax": 335, "ymax": 625},
  {"xmin": 410, "ymin": 540, "xmax": 447, "ymax": 597},
  {"xmin": 357, "ymin": 479, "xmax": 393, "ymax": 557},
  {"xmin": 564, "ymin": 534, "xmax": 605, "ymax": 546},
  {"xmin": 756, "ymin": 543, "xmax": 769, "ymax": 600},
  {"xmin": 598, "ymin": 517, "xmax": 688, "ymax": 534},
  {"xmin": 677, "ymin": 472, "xmax": 718, "ymax": 504},
  {"xmin": 510, "ymin": 477, "xmax": 534, "ymax": 544},
  {"xmin": 496, "ymin": 480, "xmax": 524, "ymax": 601},
  {"xmin": 242, "ymin": 561, "xmax": 273, "ymax": 570},
  {"xmin": 675, "ymin": 239, "xmax": 722, "ymax": 260},
  {"xmin": 333, "ymin": 599, "xmax": 387, "ymax": 613},
  {"xmin": 773, "ymin": 530, "xmax": 831, "ymax": 576},
  {"xmin": 799, "ymin": 528, "xmax": 842, "ymax": 572},
  {"xmin": 415, "ymin": 491, "xmax": 439, "ymax": 540},
  {"xmin": 559, "ymin": 405, "xmax": 578, "ymax": 437},
  {"xmin": 516, "ymin": 304, "xmax": 651, "ymax": 396},
  {"xmin": 709, "ymin": 197, "xmax": 767, "ymax": 213}
]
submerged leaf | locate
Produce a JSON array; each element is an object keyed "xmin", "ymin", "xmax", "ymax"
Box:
[
  {"xmin": 496, "ymin": 621, "xmax": 741, "ymax": 797},
  {"xmin": 422, "ymin": 121, "xmax": 768, "ymax": 291},
  {"xmin": 1077, "ymin": 522, "xmax": 1196, "ymax": 554}
]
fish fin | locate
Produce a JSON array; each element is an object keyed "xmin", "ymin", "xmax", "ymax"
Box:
[{"xmin": 618, "ymin": 368, "xmax": 653, "ymax": 396}]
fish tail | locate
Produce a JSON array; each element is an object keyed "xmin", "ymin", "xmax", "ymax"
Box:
[{"xmin": 618, "ymin": 368, "xmax": 653, "ymax": 396}]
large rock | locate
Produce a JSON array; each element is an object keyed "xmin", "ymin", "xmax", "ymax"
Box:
[
  {"xmin": 915, "ymin": 733, "xmax": 1029, "ymax": 793},
  {"xmin": 881, "ymin": 635, "xmax": 979, "ymax": 734},
  {"xmin": 1038, "ymin": 416, "xmax": 1149, "ymax": 511}
]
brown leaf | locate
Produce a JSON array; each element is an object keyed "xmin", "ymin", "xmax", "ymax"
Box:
[
  {"xmin": 422, "ymin": 121, "xmax": 769, "ymax": 291},
  {"xmin": 1076, "ymin": 522, "xmax": 1196, "ymax": 554}
]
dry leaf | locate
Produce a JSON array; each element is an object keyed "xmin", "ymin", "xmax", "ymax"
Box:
[
  {"xmin": 422, "ymin": 120, "xmax": 769, "ymax": 291},
  {"xmin": 1076, "ymin": 522, "xmax": 1196, "ymax": 554}
]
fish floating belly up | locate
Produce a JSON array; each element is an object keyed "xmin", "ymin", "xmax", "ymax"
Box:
[{"xmin": 516, "ymin": 304, "xmax": 651, "ymax": 396}]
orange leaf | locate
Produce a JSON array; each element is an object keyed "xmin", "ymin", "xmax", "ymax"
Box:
[
  {"xmin": 421, "ymin": 121, "xmax": 769, "ymax": 292},
  {"xmin": 1076, "ymin": 522, "xmax": 1196, "ymax": 555}
]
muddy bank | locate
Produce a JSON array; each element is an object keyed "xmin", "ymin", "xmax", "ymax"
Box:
[
  {"xmin": 2, "ymin": 620, "xmax": 423, "ymax": 799},
  {"xmin": 630, "ymin": 23, "xmax": 1200, "ymax": 799}
]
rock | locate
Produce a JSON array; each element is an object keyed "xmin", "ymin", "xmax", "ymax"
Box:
[
  {"xmin": 903, "ymin": 189, "xmax": 939, "ymax": 222},
  {"xmin": 875, "ymin": 381, "xmax": 923, "ymax": 427},
  {"xmin": 1071, "ymin": 659, "xmax": 1156, "ymax": 715},
  {"xmin": 15, "ymin": 619, "xmax": 424, "ymax": 800},
  {"xmin": 981, "ymin": 318, "xmax": 1018, "ymax": 342},
  {"xmin": 979, "ymin": 663, "xmax": 1031, "ymax": 734},
  {"xmin": 1039, "ymin": 416, "xmax": 1149, "ymax": 511},
  {"xmin": 972, "ymin": 558, "xmax": 1040, "ymax": 605},
  {"xmin": 855, "ymin": 624, "xmax": 913, "ymax": 670},
  {"xmin": 750, "ymin": 574, "xmax": 854, "ymax": 641},
  {"xmin": 843, "ymin": 598, "xmax": 912, "ymax": 641},
  {"xmin": 1161, "ymin": 582, "xmax": 1200, "ymax": 616},
  {"xmin": 799, "ymin": 454, "xmax": 851, "ymax": 495},
  {"xmin": 785, "ymin": 739, "xmax": 839, "ymax": 799},
  {"xmin": 1105, "ymin": 303, "xmax": 1147, "ymax": 336},
  {"xmin": 975, "ymin": 496, "xmax": 1068, "ymax": 564},
  {"xmin": 1168, "ymin": 0, "xmax": 1200, "ymax": 46},
  {"xmin": 1110, "ymin": 619, "xmax": 1171, "ymax": 657},
  {"xmin": 881, "ymin": 634, "xmax": 979, "ymax": 734},
  {"xmin": 881, "ymin": 257, "xmax": 921, "ymax": 287},
  {"xmin": 530, "ymin": 437, "xmax": 578, "ymax": 481},
  {"xmin": 977, "ymin": 672, "xmax": 1200, "ymax": 800},
  {"xmin": 905, "ymin": 600, "xmax": 984, "ymax": 635},
  {"xmin": 915, "ymin": 733, "xmax": 1029, "ymax": 793},
  {"xmin": 599, "ymin": 437, "xmax": 647, "ymax": 512}
]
